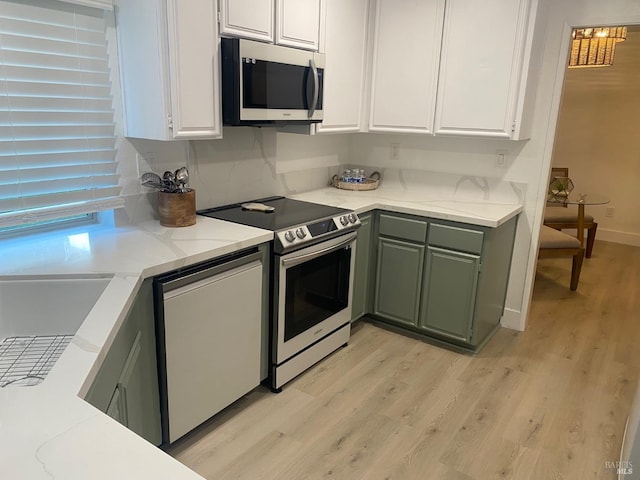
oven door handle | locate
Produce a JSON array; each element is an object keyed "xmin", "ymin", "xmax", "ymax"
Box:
[{"xmin": 282, "ymin": 232, "xmax": 356, "ymax": 268}]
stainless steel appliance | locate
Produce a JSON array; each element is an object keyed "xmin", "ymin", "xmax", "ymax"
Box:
[
  {"xmin": 221, "ymin": 38, "xmax": 325, "ymax": 125},
  {"xmin": 198, "ymin": 197, "xmax": 359, "ymax": 391}
]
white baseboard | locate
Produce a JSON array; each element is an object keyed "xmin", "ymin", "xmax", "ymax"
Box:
[
  {"xmin": 500, "ymin": 308, "xmax": 524, "ymax": 331},
  {"xmin": 598, "ymin": 229, "xmax": 640, "ymax": 248}
]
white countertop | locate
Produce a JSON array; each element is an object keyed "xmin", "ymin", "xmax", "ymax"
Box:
[
  {"xmin": 291, "ymin": 183, "xmax": 523, "ymax": 228},
  {"xmin": 0, "ymin": 217, "xmax": 272, "ymax": 480},
  {"xmin": 0, "ymin": 175, "xmax": 522, "ymax": 479}
]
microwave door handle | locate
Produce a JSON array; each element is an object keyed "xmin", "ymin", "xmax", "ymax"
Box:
[{"xmin": 308, "ymin": 58, "xmax": 319, "ymax": 118}]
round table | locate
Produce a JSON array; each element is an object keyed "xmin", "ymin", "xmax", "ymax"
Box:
[{"xmin": 546, "ymin": 192, "xmax": 610, "ymax": 249}]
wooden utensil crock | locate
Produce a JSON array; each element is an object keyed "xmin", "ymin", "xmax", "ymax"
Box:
[{"xmin": 158, "ymin": 189, "xmax": 196, "ymax": 227}]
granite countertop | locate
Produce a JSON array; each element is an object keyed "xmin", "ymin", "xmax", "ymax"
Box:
[
  {"xmin": 0, "ymin": 173, "xmax": 523, "ymax": 479},
  {"xmin": 0, "ymin": 217, "xmax": 272, "ymax": 480}
]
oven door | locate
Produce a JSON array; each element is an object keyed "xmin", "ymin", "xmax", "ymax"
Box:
[{"xmin": 275, "ymin": 232, "xmax": 356, "ymax": 364}]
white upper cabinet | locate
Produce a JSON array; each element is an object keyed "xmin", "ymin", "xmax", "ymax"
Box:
[
  {"xmin": 276, "ymin": 0, "xmax": 321, "ymax": 50},
  {"xmin": 434, "ymin": 0, "xmax": 535, "ymax": 139},
  {"xmin": 219, "ymin": 0, "xmax": 274, "ymax": 43},
  {"xmin": 219, "ymin": 0, "xmax": 321, "ymax": 51},
  {"xmin": 368, "ymin": 0, "xmax": 445, "ymax": 134},
  {"xmin": 116, "ymin": 0, "xmax": 221, "ymax": 140},
  {"xmin": 316, "ymin": 0, "xmax": 369, "ymax": 133},
  {"xmin": 367, "ymin": 0, "xmax": 538, "ymax": 139}
]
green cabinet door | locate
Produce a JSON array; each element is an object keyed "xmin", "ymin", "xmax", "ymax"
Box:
[
  {"xmin": 351, "ymin": 212, "xmax": 372, "ymax": 321},
  {"xmin": 419, "ymin": 246, "xmax": 480, "ymax": 343},
  {"xmin": 85, "ymin": 279, "xmax": 162, "ymax": 445},
  {"xmin": 374, "ymin": 237, "xmax": 424, "ymax": 326}
]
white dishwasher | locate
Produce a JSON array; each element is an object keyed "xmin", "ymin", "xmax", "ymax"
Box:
[{"xmin": 154, "ymin": 248, "xmax": 263, "ymax": 444}]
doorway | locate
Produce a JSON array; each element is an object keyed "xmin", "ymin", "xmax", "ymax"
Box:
[{"xmin": 548, "ymin": 25, "xmax": 640, "ymax": 248}]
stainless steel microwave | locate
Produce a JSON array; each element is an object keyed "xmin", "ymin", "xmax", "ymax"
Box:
[{"xmin": 221, "ymin": 38, "xmax": 325, "ymax": 126}]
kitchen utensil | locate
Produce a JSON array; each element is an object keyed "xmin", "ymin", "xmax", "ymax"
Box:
[
  {"xmin": 163, "ymin": 170, "xmax": 176, "ymax": 189},
  {"xmin": 142, "ymin": 180, "xmax": 167, "ymax": 190},
  {"xmin": 175, "ymin": 167, "xmax": 189, "ymax": 193},
  {"xmin": 141, "ymin": 171, "xmax": 162, "ymax": 185}
]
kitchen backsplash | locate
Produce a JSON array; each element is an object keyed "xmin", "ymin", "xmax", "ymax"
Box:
[
  {"xmin": 114, "ymin": 128, "xmax": 524, "ymax": 226},
  {"xmin": 362, "ymin": 167, "xmax": 526, "ymax": 205},
  {"xmin": 115, "ymin": 128, "xmax": 347, "ymax": 225}
]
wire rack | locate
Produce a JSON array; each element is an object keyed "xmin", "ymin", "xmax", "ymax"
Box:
[{"xmin": 0, "ymin": 335, "xmax": 73, "ymax": 388}]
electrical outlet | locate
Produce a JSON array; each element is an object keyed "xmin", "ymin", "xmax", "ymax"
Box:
[
  {"xmin": 390, "ymin": 143, "xmax": 400, "ymax": 161},
  {"xmin": 496, "ymin": 150, "xmax": 508, "ymax": 168},
  {"xmin": 606, "ymin": 206, "xmax": 615, "ymax": 218}
]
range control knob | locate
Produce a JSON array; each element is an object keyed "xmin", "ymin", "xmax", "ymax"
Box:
[
  {"xmin": 340, "ymin": 215, "xmax": 349, "ymax": 226},
  {"xmin": 348, "ymin": 213, "xmax": 358, "ymax": 224},
  {"xmin": 295, "ymin": 228, "xmax": 307, "ymax": 239},
  {"xmin": 284, "ymin": 230, "xmax": 295, "ymax": 243}
]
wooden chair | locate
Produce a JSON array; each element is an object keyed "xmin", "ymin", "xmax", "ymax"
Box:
[
  {"xmin": 538, "ymin": 225, "xmax": 585, "ymax": 291},
  {"xmin": 544, "ymin": 167, "xmax": 598, "ymax": 258}
]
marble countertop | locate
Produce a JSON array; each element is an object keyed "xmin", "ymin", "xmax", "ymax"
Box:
[
  {"xmin": 0, "ymin": 217, "xmax": 272, "ymax": 480},
  {"xmin": 291, "ymin": 179, "xmax": 523, "ymax": 228},
  {"xmin": 0, "ymin": 172, "xmax": 523, "ymax": 479}
]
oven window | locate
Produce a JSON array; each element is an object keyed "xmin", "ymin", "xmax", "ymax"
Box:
[
  {"xmin": 243, "ymin": 60, "xmax": 323, "ymax": 110},
  {"xmin": 284, "ymin": 246, "xmax": 350, "ymax": 341}
]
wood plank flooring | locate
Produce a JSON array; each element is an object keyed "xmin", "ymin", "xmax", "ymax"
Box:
[{"xmin": 169, "ymin": 240, "xmax": 640, "ymax": 480}]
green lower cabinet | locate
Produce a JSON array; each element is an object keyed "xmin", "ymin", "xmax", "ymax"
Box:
[
  {"xmin": 374, "ymin": 236, "xmax": 424, "ymax": 326},
  {"xmin": 419, "ymin": 246, "xmax": 480, "ymax": 343},
  {"xmin": 369, "ymin": 211, "xmax": 517, "ymax": 352},
  {"xmin": 351, "ymin": 212, "xmax": 372, "ymax": 321},
  {"xmin": 85, "ymin": 279, "xmax": 162, "ymax": 445}
]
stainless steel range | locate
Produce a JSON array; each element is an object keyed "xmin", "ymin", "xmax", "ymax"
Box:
[{"xmin": 198, "ymin": 197, "xmax": 360, "ymax": 391}]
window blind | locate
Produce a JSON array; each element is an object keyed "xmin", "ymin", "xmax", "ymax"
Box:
[{"xmin": 0, "ymin": 0, "xmax": 122, "ymax": 229}]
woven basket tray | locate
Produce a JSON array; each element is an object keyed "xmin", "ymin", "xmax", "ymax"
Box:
[{"xmin": 332, "ymin": 171, "xmax": 380, "ymax": 191}]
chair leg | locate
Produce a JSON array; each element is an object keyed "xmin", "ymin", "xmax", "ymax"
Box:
[
  {"xmin": 586, "ymin": 223, "xmax": 598, "ymax": 258},
  {"xmin": 570, "ymin": 248, "xmax": 585, "ymax": 291}
]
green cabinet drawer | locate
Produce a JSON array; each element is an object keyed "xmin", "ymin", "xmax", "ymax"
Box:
[
  {"xmin": 378, "ymin": 213, "xmax": 427, "ymax": 243},
  {"xmin": 428, "ymin": 223, "xmax": 484, "ymax": 254}
]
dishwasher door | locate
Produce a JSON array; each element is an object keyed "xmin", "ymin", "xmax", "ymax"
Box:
[{"xmin": 155, "ymin": 250, "xmax": 263, "ymax": 444}]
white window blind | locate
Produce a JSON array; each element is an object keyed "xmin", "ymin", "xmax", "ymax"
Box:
[{"xmin": 0, "ymin": 0, "xmax": 122, "ymax": 229}]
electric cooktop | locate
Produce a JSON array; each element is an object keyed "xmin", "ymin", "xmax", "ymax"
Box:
[{"xmin": 197, "ymin": 196, "xmax": 360, "ymax": 253}]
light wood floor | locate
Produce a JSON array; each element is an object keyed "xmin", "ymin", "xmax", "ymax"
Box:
[{"xmin": 169, "ymin": 240, "xmax": 640, "ymax": 480}]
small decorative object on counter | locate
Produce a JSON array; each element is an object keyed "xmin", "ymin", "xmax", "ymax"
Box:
[
  {"xmin": 141, "ymin": 167, "xmax": 196, "ymax": 227},
  {"xmin": 332, "ymin": 170, "xmax": 380, "ymax": 191},
  {"xmin": 548, "ymin": 176, "xmax": 574, "ymax": 201}
]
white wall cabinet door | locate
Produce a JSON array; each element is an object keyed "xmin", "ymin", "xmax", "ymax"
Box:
[
  {"xmin": 276, "ymin": 0, "xmax": 321, "ymax": 51},
  {"xmin": 219, "ymin": 0, "xmax": 320, "ymax": 51},
  {"xmin": 434, "ymin": 0, "xmax": 534, "ymax": 139},
  {"xmin": 166, "ymin": 0, "xmax": 221, "ymax": 138},
  {"xmin": 368, "ymin": 0, "xmax": 445, "ymax": 134},
  {"xmin": 219, "ymin": 0, "xmax": 274, "ymax": 43},
  {"xmin": 316, "ymin": 0, "xmax": 369, "ymax": 133},
  {"xmin": 116, "ymin": 0, "xmax": 221, "ymax": 140}
]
